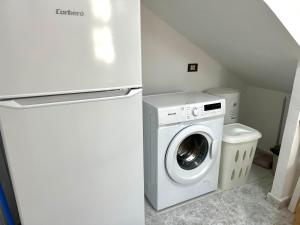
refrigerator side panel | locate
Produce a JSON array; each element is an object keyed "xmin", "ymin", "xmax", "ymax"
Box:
[
  {"xmin": 0, "ymin": 91, "xmax": 144, "ymax": 225},
  {"xmin": 0, "ymin": 0, "xmax": 141, "ymax": 99}
]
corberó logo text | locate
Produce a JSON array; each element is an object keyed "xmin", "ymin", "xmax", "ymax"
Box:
[{"xmin": 56, "ymin": 9, "xmax": 84, "ymax": 16}]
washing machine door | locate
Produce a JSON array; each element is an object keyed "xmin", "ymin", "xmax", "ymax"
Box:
[{"xmin": 166, "ymin": 124, "xmax": 218, "ymax": 184}]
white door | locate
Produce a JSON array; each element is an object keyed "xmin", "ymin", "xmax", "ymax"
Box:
[
  {"xmin": 0, "ymin": 0, "xmax": 141, "ymax": 99},
  {"xmin": 165, "ymin": 125, "xmax": 217, "ymax": 184},
  {"xmin": 0, "ymin": 89, "xmax": 144, "ymax": 225}
]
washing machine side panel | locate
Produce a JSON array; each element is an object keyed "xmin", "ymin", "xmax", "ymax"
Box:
[
  {"xmin": 143, "ymin": 103, "xmax": 159, "ymax": 207},
  {"xmin": 142, "ymin": 103, "xmax": 151, "ymax": 198},
  {"xmin": 151, "ymin": 119, "xmax": 159, "ymax": 207}
]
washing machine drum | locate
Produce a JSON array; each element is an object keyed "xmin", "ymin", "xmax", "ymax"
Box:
[{"xmin": 166, "ymin": 125, "xmax": 218, "ymax": 184}]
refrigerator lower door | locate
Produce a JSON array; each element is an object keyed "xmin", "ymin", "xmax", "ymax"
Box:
[{"xmin": 0, "ymin": 89, "xmax": 144, "ymax": 225}]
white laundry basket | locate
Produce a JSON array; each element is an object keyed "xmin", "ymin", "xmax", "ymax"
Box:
[{"xmin": 219, "ymin": 123, "xmax": 262, "ymax": 190}]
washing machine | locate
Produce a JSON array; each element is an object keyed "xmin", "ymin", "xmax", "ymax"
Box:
[{"xmin": 143, "ymin": 92, "xmax": 225, "ymax": 210}]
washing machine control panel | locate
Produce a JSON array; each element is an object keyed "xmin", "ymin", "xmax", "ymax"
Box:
[
  {"xmin": 158, "ymin": 99, "xmax": 225, "ymax": 125},
  {"xmin": 184, "ymin": 101, "xmax": 224, "ymax": 121}
]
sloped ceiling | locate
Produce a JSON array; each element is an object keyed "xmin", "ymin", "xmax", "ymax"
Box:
[
  {"xmin": 142, "ymin": 0, "xmax": 299, "ymax": 93},
  {"xmin": 264, "ymin": 0, "xmax": 300, "ymax": 46}
]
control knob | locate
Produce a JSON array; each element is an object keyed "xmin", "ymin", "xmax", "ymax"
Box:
[{"xmin": 192, "ymin": 107, "xmax": 200, "ymax": 116}]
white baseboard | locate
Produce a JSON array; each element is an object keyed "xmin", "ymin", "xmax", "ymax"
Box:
[{"xmin": 266, "ymin": 192, "xmax": 291, "ymax": 209}]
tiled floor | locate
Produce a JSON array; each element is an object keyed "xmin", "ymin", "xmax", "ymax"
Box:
[{"xmin": 145, "ymin": 165, "xmax": 294, "ymax": 225}]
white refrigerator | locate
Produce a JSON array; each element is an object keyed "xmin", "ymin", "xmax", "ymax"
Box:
[{"xmin": 0, "ymin": 1, "xmax": 144, "ymax": 225}]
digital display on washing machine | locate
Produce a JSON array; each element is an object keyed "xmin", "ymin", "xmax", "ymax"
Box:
[{"xmin": 204, "ymin": 102, "xmax": 221, "ymax": 111}]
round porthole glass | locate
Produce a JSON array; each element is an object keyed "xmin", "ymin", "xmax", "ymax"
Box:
[{"xmin": 176, "ymin": 134, "xmax": 209, "ymax": 170}]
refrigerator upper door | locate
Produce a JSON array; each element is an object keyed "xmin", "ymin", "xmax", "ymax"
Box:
[
  {"xmin": 0, "ymin": 89, "xmax": 144, "ymax": 225},
  {"xmin": 0, "ymin": 0, "xmax": 141, "ymax": 99}
]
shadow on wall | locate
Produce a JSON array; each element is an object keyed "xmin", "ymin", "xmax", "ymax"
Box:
[
  {"xmin": 143, "ymin": 89, "xmax": 183, "ymax": 96},
  {"xmin": 240, "ymin": 86, "xmax": 290, "ymax": 152}
]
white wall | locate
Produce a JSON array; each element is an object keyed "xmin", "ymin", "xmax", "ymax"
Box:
[
  {"xmin": 141, "ymin": 5, "xmax": 245, "ymax": 95},
  {"xmin": 268, "ymin": 61, "xmax": 300, "ymax": 206},
  {"xmin": 240, "ymin": 86, "xmax": 289, "ymax": 151}
]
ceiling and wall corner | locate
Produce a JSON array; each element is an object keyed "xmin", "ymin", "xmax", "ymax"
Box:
[
  {"xmin": 141, "ymin": 4, "xmax": 245, "ymax": 95},
  {"xmin": 142, "ymin": 0, "xmax": 299, "ymax": 93},
  {"xmin": 263, "ymin": 0, "xmax": 300, "ymax": 46}
]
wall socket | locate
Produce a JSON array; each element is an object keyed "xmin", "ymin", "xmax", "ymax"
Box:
[{"xmin": 188, "ymin": 63, "xmax": 198, "ymax": 72}]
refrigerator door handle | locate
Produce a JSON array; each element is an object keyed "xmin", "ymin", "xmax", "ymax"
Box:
[{"xmin": 0, "ymin": 88, "xmax": 142, "ymax": 109}]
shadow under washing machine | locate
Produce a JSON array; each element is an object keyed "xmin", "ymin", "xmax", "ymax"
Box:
[{"xmin": 143, "ymin": 92, "xmax": 225, "ymax": 210}]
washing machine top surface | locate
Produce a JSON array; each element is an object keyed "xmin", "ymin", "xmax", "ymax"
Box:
[
  {"xmin": 205, "ymin": 88, "xmax": 240, "ymax": 96},
  {"xmin": 143, "ymin": 92, "xmax": 223, "ymax": 108},
  {"xmin": 143, "ymin": 92, "xmax": 225, "ymax": 125}
]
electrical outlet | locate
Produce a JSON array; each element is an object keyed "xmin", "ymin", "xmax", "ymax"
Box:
[{"xmin": 188, "ymin": 63, "xmax": 198, "ymax": 72}]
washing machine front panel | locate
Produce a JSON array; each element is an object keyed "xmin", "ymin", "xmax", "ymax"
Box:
[{"xmin": 165, "ymin": 124, "xmax": 218, "ymax": 185}]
